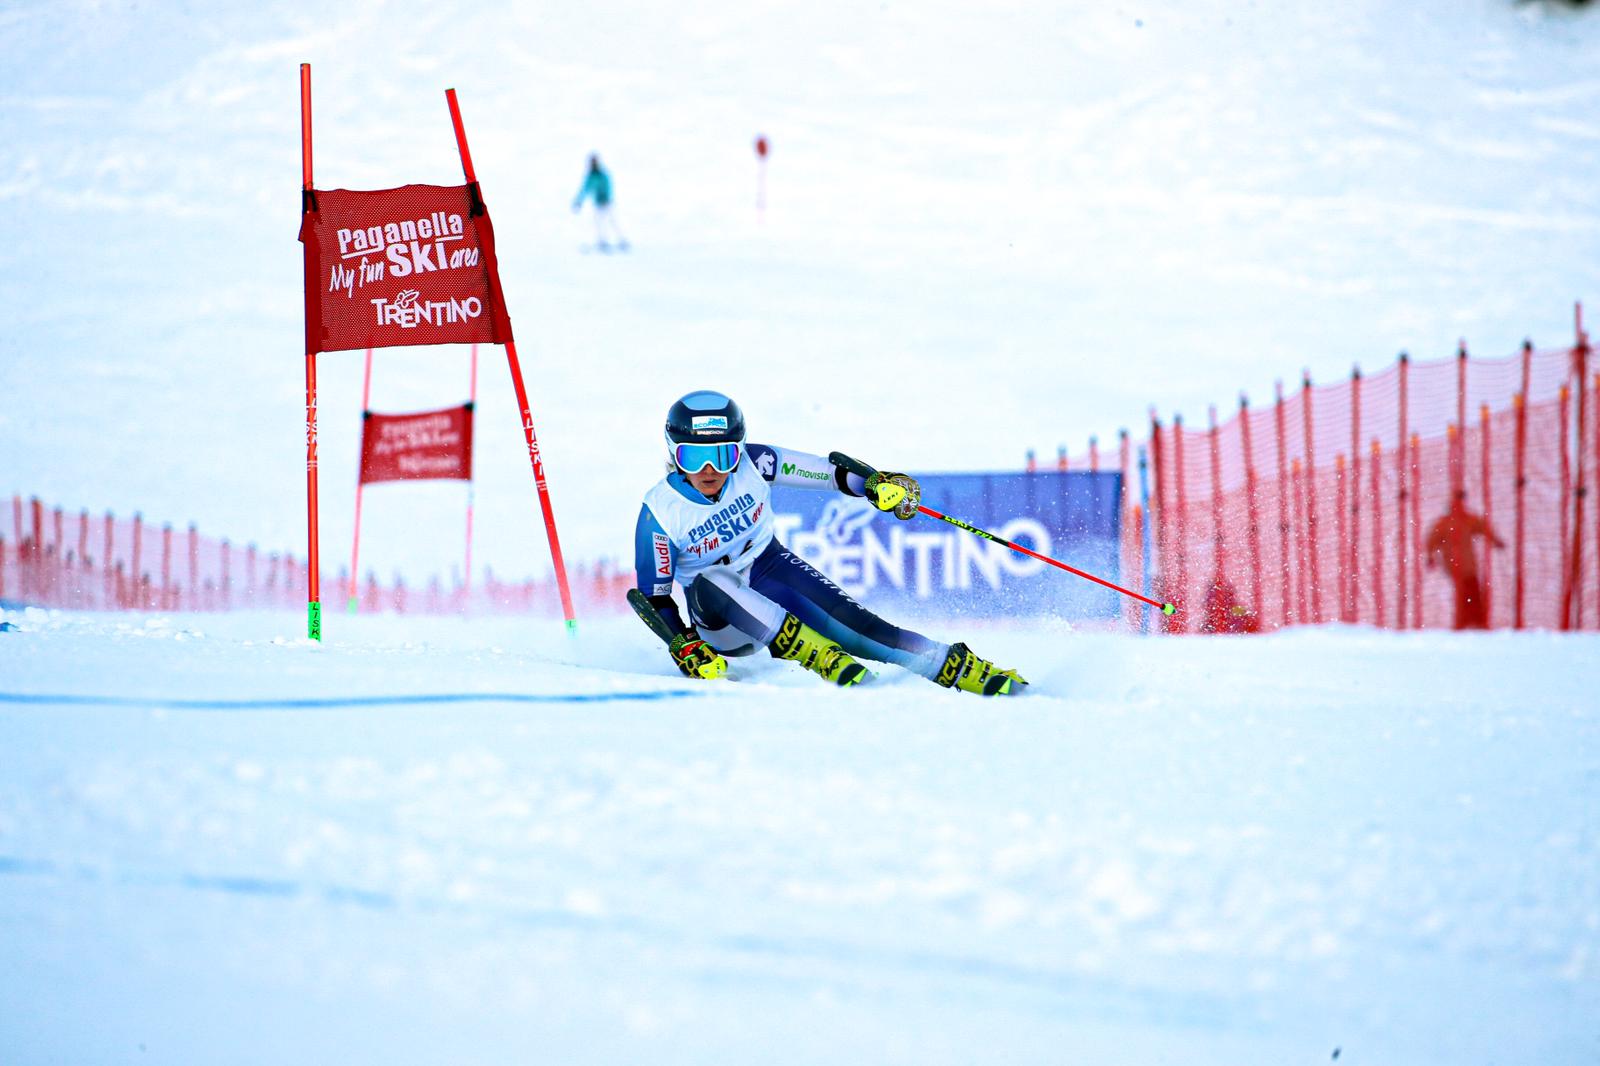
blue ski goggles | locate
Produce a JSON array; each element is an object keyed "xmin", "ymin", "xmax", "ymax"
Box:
[{"xmin": 673, "ymin": 440, "xmax": 743, "ymax": 474}]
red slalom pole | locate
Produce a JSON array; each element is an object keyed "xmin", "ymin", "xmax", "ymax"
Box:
[
  {"xmin": 445, "ymin": 87, "xmax": 578, "ymax": 634},
  {"xmin": 829, "ymin": 452, "xmax": 1177, "ymax": 616},
  {"xmin": 300, "ymin": 62, "xmax": 322, "ymax": 641}
]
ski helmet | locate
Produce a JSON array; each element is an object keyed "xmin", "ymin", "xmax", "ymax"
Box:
[{"xmin": 665, "ymin": 390, "xmax": 746, "ymax": 473}]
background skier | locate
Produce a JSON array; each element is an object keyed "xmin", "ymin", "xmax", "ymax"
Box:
[
  {"xmin": 634, "ymin": 390, "xmax": 1026, "ymax": 695},
  {"xmin": 571, "ymin": 152, "xmax": 629, "ymax": 252}
]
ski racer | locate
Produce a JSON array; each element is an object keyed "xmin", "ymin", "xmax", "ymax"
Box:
[{"xmin": 633, "ymin": 390, "xmax": 1027, "ymax": 695}]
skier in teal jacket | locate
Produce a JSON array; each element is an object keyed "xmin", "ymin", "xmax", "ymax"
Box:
[{"xmin": 572, "ymin": 153, "xmax": 629, "ymax": 252}]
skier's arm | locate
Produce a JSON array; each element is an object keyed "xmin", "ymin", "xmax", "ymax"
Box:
[
  {"xmin": 755, "ymin": 443, "xmax": 922, "ymax": 519},
  {"xmin": 754, "ymin": 443, "xmax": 875, "ymax": 496},
  {"xmin": 634, "ymin": 503, "xmax": 690, "ymax": 635},
  {"xmin": 749, "ymin": 444, "xmax": 841, "ymax": 490},
  {"xmin": 633, "ymin": 504, "xmax": 726, "ymax": 679}
]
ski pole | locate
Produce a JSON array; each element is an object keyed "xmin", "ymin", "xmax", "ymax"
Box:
[
  {"xmin": 625, "ymin": 586, "xmax": 678, "ymax": 647},
  {"xmin": 829, "ymin": 452, "xmax": 1177, "ymax": 617}
]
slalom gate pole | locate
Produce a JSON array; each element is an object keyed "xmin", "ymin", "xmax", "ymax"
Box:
[
  {"xmin": 829, "ymin": 452, "xmax": 1177, "ymax": 616},
  {"xmin": 300, "ymin": 62, "xmax": 321, "ymax": 641},
  {"xmin": 444, "ymin": 87, "xmax": 578, "ymax": 635}
]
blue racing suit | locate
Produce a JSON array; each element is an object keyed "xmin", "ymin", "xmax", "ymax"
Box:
[{"xmin": 634, "ymin": 444, "xmax": 948, "ymax": 678}]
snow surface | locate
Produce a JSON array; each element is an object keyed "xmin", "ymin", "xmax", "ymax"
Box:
[
  {"xmin": 1, "ymin": 607, "xmax": 1596, "ymax": 1064},
  {"xmin": 4, "ymin": 2, "xmax": 1600, "ymax": 1062}
]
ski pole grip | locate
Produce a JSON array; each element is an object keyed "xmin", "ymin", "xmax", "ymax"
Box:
[{"xmin": 828, "ymin": 452, "xmax": 879, "ymax": 479}]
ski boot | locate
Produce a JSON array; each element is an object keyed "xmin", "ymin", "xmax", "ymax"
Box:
[
  {"xmin": 768, "ymin": 613, "xmax": 869, "ymax": 687},
  {"xmin": 936, "ymin": 642, "xmax": 1028, "ymax": 696}
]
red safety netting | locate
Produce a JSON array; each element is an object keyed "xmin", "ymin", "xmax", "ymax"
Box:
[
  {"xmin": 1, "ymin": 495, "xmax": 630, "ymax": 618},
  {"xmin": 1144, "ymin": 342, "xmax": 1598, "ymax": 632}
]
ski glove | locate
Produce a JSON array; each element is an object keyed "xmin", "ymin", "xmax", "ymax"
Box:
[
  {"xmin": 864, "ymin": 471, "xmax": 921, "ymax": 521},
  {"xmin": 669, "ymin": 631, "xmax": 728, "ymax": 680}
]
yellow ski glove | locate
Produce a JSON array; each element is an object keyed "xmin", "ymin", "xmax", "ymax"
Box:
[
  {"xmin": 864, "ymin": 471, "xmax": 921, "ymax": 520},
  {"xmin": 669, "ymin": 631, "xmax": 728, "ymax": 679}
]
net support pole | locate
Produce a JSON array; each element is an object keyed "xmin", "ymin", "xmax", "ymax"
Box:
[
  {"xmin": 1207, "ymin": 405, "xmax": 1225, "ymax": 582},
  {"xmin": 1568, "ymin": 309, "xmax": 1589, "ymax": 629},
  {"xmin": 187, "ymin": 523, "xmax": 198, "ymax": 612},
  {"xmin": 1513, "ymin": 391, "xmax": 1527, "ymax": 629},
  {"xmin": 348, "ymin": 347, "xmax": 373, "ymax": 613},
  {"xmin": 1395, "ymin": 353, "xmax": 1410, "ymax": 629},
  {"xmin": 1138, "ymin": 441, "xmax": 1154, "ymax": 635},
  {"xmin": 1148, "ymin": 410, "xmax": 1167, "ymax": 626},
  {"xmin": 1274, "ymin": 382, "xmax": 1292, "ymax": 626},
  {"xmin": 102, "ymin": 511, "xmax": 113, "ymax": 610},
  {"xmin": 444, "ymin": 87, "xmax": 578, "ymax": 634},
  {"xmin": 1593, "ymin": 370, "xmax": 1600, "ymax": 627},
  {"xmin": 1301, "ymin": 371, "xmax": 1322, "ymax": 623},
  {"xmin": 1370, "ymin": 439, "xmax": 1386, "ymax": 627},
  {"xmin": 1286, "ymin": 451, "xmax": 1299, "ymax": 617},
  {"xmin": 1455, "ymin": 341, "xmax": 1469, "ymax": 500},
  {"xmin": 300, "ymin": 63, "xmax": 322, "ymax": 641},
  {"xmin": 1515, "ymin": 339, "xmax": 1532, "ymax": 628},
  {"xmin": 161, "ymin": 524, "xmax": 172, "ymax": 611},
  {"xmin": 53, "ymin": 507, "xmax": 64, "ymax": 600},
  {"xmin": 1451, "ymin": 345, "xmax": 1470, "ymax": 626},
  {"xmin": 1410, "ymin": 432, "xmax": 1423, "ymax": 629},
  {"xmin": 1172, "ymin": 414, "xmax": 1188, "ymax": 632},
  {"xmin": 1559, "ymin": 384, "xmax": 1572, "ymax": 629},
  {"xmin": 1481, "ymin": 403, "xmax": 1494, "ymax": 625},
  {"xmin": 464, "ymin": 342, "xmax": 478, "ymax": 607},
  {"xmin": 1239, "ymin": 394, "xmax": 1264, "ymax": 625},
  {"xmin": 1335, "ymin": 454, "xmax": 1348, "ymax": 623},
  {"xmin": 131, "ymin": 510, "xmax": 143, "ymax": 610},
  {"xmin": 1349, "ymin": 366, "xmax": 1362, "ymax": 622}
]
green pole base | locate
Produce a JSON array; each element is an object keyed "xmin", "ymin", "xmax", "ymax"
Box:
[
  {"xmin": 564, "ymin": 617, "xmax": 579, "ymax": 638},
  {"xmin": 1161, "ymin": 602, "xmax": 1177, "ymax": 616},
  {"xmin": 308, "ymin": 601, "xmax": 322, "ymax": 641},
  {"xmin": 346, "ymin": 596, "xmax": 359, "ymax": 615}
]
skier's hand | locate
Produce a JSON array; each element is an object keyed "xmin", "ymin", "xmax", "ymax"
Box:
[
  {"xmin": 670, "ymin": 631, "xmax": 728, "ymax": 680},
  {"xmin": 865, "ymin": 471, "xmax": 921, "ymax": 520}
]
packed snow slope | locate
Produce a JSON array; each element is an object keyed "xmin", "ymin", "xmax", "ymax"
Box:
[
  {"xmin": 1, "ymin": 608, "xmax": 1596, "ymax": 1064},
  {"xmin": 4, "ymin": 0, "xmax": 1600, "ymax": 580}
]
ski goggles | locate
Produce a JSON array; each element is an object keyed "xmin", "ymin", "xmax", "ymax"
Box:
[{"xmin": 673, "ymin": 440, "xmax": 743, "ymax": 474}]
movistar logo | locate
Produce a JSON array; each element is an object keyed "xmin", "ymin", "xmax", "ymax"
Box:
[{"xmin": 781, "ymin": 462, "xmax": 830, "ymax": 482}]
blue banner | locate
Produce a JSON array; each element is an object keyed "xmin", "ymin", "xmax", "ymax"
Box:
[{"xmin": 771, "ymin": 471, "xmax": 1123, "ymax": 619}]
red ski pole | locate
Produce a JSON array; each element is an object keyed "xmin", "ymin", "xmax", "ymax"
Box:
[{"xmin": 829, "ymin": 452, "xmax": 1177, "ymax": 616}]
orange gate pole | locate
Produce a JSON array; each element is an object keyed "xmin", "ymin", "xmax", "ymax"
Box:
[{"xmin": 300, "ymin": 62, "xmax": 322, "ymax": 640}]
